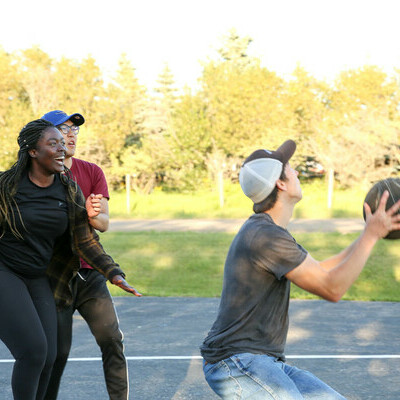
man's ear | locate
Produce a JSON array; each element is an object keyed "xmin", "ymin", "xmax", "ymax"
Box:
[{"xmin": 276, "ymin": 179, "xmax": 286, "ymax": 191}]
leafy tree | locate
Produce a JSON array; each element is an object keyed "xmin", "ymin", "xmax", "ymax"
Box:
[
  {"xmin": 0, "ymin": 48, "xmax": 31, "ymax": 169},
  {"xmin": 163, "ymin": 89, "xmax": 211, "ymax": 190},
  {"xmin": 52, "ymin": 55, "xmax": 104, "ymax": 115},
  {"xmin": 285, "ymin": 66, "xmax": 330, "ymax": 144},
  {"xmin": 329, "ymin": 65, "xmax": 398, "ymax": 121},
  {"xmin": 50, "ymin": 55, "xmax": 108, "ymax": 175},
  {"xmin": 1, "ymin": 38, "xmax": 399, "ymax": 196},
  {"xmin": 315, "ymin": 110, "xmax": 399, "ymax": 189},
  {"xmin": 17, "ymin": 46, "xmax": 55, "ymax": 116},
  {"xmin": 200, "ymin": 30, "xmax": 289, "ymax": 161},
  {"xmin": 311, "ymin": 66, "xmax": 400, "ymax": 188},
  {"xmin": 154, "ymin": 63, "xmax": 178, "ymax": 106},
  {"xmin": 120, "ymin": 63, "xmax": 180, "ymax": 193},
  {"xmin": 216, "ymin": 28, "xmax": 256, "ymax": 68},
  {"xmin": 101, "ymin": 54, "xmax": 149, "ymax": 190}
]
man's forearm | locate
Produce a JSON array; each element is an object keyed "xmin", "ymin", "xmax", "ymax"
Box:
[
  {"xmin": 89, "ymin": 213, "xmax": 109, "ymax": 232},
  {"xmin": 320, "ymin": 236, "xmax": 362, "ymax": 271},
  {"xmin": 326, "ymin": 230, "xmax": 378, "ymax": 299}
]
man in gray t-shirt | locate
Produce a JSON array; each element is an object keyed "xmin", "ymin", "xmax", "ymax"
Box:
[{"xmin": 201, "ymin": 140, "xmax": 400, "ymax": 399}]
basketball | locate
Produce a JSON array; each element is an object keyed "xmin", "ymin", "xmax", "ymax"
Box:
[{"xmin": 363, "ymin": 178, "xmax": 400, "ymax": 239}]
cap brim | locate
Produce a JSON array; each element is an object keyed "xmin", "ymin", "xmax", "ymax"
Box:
[
  {"xmin": 276, "ymin": 140, "xmax": 296, "ymax": 164},
  {"xmin": 68, "ymin": 113, "xmax": 85, "ymax": 126}
]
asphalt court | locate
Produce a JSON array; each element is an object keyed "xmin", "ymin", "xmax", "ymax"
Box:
[{"xmin": 0, "ymin": 297, "xmax": 399, "ymax": 399}]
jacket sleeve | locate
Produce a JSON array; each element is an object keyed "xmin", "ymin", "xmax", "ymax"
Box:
[{"xmin": 70, "ymin": 184, "xmax": 125, "ymax": 281}]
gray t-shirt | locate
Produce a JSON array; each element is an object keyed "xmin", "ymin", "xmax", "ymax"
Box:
[{"xmin": 200, "ymin": 213, "xmax": 307, "ymax": 363}]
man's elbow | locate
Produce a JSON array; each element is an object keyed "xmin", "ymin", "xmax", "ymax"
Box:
[
  {"xmin": 324, "ymin": 294, "xmax": 342, "ymax": 303},
  {"xmin": 96, "ymin": 220, "xmax": 109, "ymax": 233},
  {"xmin": 89, "ymin": 214, "xmax": 109, "ymax": 232},
  {"xmin": 321, "ymin": 287, "xmax": 344, "ymax": 303}
]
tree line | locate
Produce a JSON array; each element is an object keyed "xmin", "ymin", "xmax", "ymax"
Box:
[{"xmin": 1, "ymin": 29, "xmax": 399, "ymax": 193}]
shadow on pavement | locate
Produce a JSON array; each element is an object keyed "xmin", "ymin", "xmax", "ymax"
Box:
[{"xmin": 0, "ymin": 298, "xmax": 399, "ymax": 399}]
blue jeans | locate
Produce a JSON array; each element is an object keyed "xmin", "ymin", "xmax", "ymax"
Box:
[{"xmin": 203, "ymin": 353, "xmax": 347, "ymax": 399}]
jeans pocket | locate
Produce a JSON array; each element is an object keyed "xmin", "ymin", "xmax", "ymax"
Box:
[
  {"xmin": 203, "ymin": 359, "xmax": 223, "ymax": 378},
  {"xmin": 232, "ymin": 352, "xmax": 257, "ymax": 372}
]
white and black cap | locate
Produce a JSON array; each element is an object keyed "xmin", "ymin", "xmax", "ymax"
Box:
[{"xmin": 239, "ymin": 140, "xmax": 296, "ymax": 204}]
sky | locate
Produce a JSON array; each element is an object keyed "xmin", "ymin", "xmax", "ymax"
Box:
[{"xmin": 1, "ymin": 0, "xmax": 400, "ymax": 90}]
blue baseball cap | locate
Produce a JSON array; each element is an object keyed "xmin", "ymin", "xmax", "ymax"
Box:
[{"xmin": 41, "ymin": 110, "xmax": 85, "ymax": 126}]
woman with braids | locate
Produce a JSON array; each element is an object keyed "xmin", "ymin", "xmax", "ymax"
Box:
[{"xmin": 0, "ymin": 119, "xmax": 141, "ymax": 400}]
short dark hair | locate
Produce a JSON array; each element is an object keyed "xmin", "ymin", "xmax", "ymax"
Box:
[{"xmin": 253, "ymin": 162, "xmax": 287, "ymax": 213}]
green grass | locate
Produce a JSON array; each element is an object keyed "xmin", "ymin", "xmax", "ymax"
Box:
[
  {"xmin": 99, "ymin": 231, "xmax": 400, "ymax": 301},
  {"xmin": 291, "ymin": 232, "xmax": 400, "ymax": 301},
  {"xmin": 293, "ymin": 180, "xmax": 367, "ymax": 219},
  {"xmin": 109, "ymin": 180, "xmax": 368, "ymax": 219}
]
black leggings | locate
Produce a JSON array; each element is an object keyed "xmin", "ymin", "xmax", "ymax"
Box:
[{"xmin": 0, "ymin": 267, "xmax": 57, "ymax": 400}]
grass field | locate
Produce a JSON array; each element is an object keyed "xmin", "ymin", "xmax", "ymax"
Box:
[
  {"xmin": 99, "ymin": 231, "xmax": 400, "ymax": 302},
  {"xmin": 109, "ymin": 180, "xmax": 369, "ymax": 220}
]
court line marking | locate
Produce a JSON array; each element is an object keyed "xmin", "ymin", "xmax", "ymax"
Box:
[{"xmin": 1, "ymin": 355, "xmax": 400, "ymax": 363}]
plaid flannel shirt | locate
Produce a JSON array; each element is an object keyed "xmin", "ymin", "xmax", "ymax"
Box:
[{"xmin": 46, "ymin": 175, "xmax": 124, "ymax": 308}]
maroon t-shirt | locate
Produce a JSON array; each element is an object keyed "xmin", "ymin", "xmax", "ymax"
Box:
[{"xmin": 70, "ymin": 157, "xmax": 109, "ymax": 269}]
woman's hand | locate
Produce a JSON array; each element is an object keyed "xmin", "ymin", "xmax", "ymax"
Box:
[{"xmin": 111, "ymin": 275, "xmax": 142, "ymax": 297}]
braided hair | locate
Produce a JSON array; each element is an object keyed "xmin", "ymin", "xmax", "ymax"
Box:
[{"xmin": 0, "ymin": 119, "xmax": 56, "ymax": 238}]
